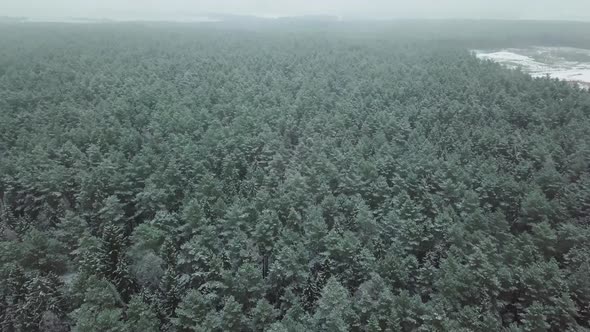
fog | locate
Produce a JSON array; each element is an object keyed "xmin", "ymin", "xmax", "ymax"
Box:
[{"xmin": 2, "ymin": 0, "xmax": 590, "ymax": 21}]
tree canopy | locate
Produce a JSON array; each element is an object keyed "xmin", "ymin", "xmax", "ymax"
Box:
[{"xmin": 1, "ymin": 21, "xmax": 590, "ymax": 331}]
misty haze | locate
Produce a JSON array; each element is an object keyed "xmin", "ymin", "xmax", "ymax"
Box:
[
  {"xmin": 1, "ymin": 1, "xmax": 590, "ymax": 332},
  {"xmin": 2, "ymin": 0, "xmax": 590, "ymax": 21}
]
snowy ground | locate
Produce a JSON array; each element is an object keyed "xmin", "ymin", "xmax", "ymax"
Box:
[{"xmin": 474, "ymin": 47, "xmax": 590, "ymax": 89}]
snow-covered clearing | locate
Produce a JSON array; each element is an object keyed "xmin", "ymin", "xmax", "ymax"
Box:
[{"xmin": 474, "ymin": 47, "xmax": 590, "ymax": 89}]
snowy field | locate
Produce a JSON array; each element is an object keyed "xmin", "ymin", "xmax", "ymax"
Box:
[{"xmin": 474, "ymin": 47, "xmax": 590, "ymax": 89}]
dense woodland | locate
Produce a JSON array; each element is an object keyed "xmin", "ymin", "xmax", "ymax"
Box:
[{"xmin": 1, "ymin": 21, "xmax": 590, "ymax": 331}]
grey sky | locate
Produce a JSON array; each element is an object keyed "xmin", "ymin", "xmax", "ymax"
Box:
[{"xmin": 2, "ymin": 0, "xmax": 590, "ymax": 21}]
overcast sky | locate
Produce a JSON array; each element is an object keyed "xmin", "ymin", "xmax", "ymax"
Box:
[{"xmin": 2, "ymin": 0, "xmax": 590, "ymax": 21}]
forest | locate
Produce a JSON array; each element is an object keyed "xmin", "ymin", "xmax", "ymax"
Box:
[{"xmin": 1, "ymin": 21, "xmax": 590, "ymax": 331}]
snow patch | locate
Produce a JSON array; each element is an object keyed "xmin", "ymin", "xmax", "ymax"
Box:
[{"xmin": 474, "ymin": 47, "xmax": 590, "ymax": 89}]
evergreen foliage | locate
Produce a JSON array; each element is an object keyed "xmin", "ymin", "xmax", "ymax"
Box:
[{"xmin": 1, "ymin": 20, "xmax": 590, "ymax": 331}]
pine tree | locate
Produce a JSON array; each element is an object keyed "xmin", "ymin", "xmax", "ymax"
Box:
[
  {"xmin": 160, "ymin": 266, "xmax": 182, "ymax": 320},
  {"xmin": 253, "ymin": 209, "xmax": 281, "ymax": 278},
  {"xmin": 125, "ymin": 295, "xmax": 160, "ymax": 332},
  {"xmin": 219, "ymin": 296, "xmax": 245, "ymax": 332},
  {"xmin": 172, "ymin": 289, "xmax": 216, "ymax": 331},
  {"xmin": 160, "ymin": 236, "xmax": 178, "ymax": 269},
  {"xmin": 354, "ymin": 273, "xmax": 395, "ymax": 330},
  {"xmin": 20, "ymin": 272, "xmax": 67, "ymax": 331},
  {"xmin": 99, "ymin": 195, "xmax": 126, "ymax": 228},
  {"xmin": 312, "ymin": 277, "xmax": 353, "ymax": 331},
  {"xmin": 101, "ymin": 223, "xmax": 137, "ymax": 300},
  {"xmin": 249, "ymin": 298, "xmax": 279, "ymax": 332},
  {"xmin": 367, "ymin": 314, "xmax": 381, "ymax": 332},
  {"xmin": 101, "ymin": 223, "xmax": 125, "ymax": 280},
  {"xmin": 0, "ymin": 264, "xmax": 27, "ymax": 331},
  {"xmin": 302, "ymin": 259, "xmax": 330, "ymax": 313},
  {"xmin": 76, "ymin": 233, "xmax": 106, "ymax": 277},
  {"xmin": 303, "ymin": 205, "xmax": 328, "ymax": 256},
  {"xmin": 71, "ymin": 277, "xmax": 125, "ymax": 332},
  {"xmin": 112, "ymin": 255, "xmax": 137, "ymax": 301},
  {"xmin": 53, "ymin": 211, "xmax": 88, "ymax": 254},
  {"xmin": 224, "ymin": 262, "xmax": 264, "ymax": 310},
  {"xmin": 522, "ymin": 302, "xmax": 549, "ymax": 332},
  {"xmin": 354, "ymin": 199, "xmax": 379, "ymax": 246}
]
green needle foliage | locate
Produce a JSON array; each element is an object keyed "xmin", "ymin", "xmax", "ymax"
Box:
[{"xmin": 1, "ymin": 20, "xmax": 590, "ymax": 331}]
